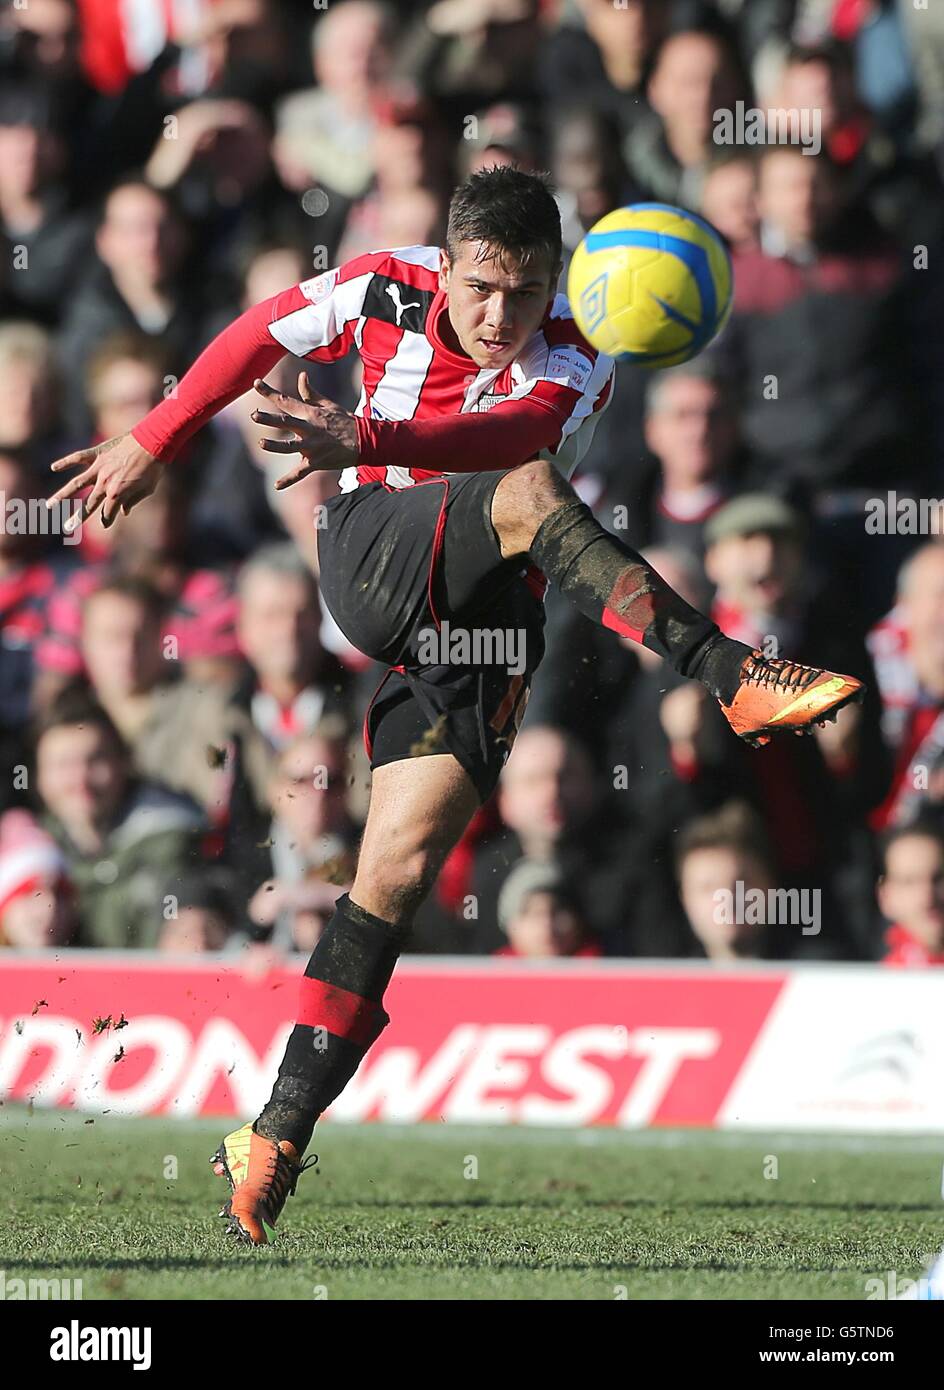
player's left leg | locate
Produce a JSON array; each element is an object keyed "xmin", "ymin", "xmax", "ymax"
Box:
[
  {"xmin": 491, "ymin": 460, "xmax": 864, "ymax": 744},
  {"xmin": 215, "ymin": 752, "xmax": 481, "ymax": 1246},
  {"xmin": 214, "ymin": 473, "xmax": 548, "ymax": 1245}
]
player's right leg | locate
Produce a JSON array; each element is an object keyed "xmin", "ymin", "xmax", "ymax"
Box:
[
  {"xmin": 215, "ymin": 751, "xmax": 480, "ymax": 1246},
  {"xmin": 491, "ymin": 460, "xmax": 864, "ymax": 746}
]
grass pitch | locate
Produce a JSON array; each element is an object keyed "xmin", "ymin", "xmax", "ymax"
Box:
[{"xmin": 1, "ymin": 1108, "xmax": 941, "ymax": 1300}]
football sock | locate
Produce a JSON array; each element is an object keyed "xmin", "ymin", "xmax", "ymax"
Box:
[
  {"xmin": 529, "ymin": 498, "xmax": 752, "ymax": 704},
  {"xmin": 255, "ymin": 893, "xmax": 408, "ymax": 1153}
]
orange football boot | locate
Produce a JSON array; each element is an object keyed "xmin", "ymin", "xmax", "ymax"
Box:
[
  {"xmin": 211, "ymin": 1121, "xmax": 316, "ymax": 1246},
  {"xmin": 719, "ymin": 651, "xmax": 865, "ymax": 748}
]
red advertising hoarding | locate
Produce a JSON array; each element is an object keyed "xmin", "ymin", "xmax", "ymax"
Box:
[
  {"xmin": 3, "ymin": 954, "xmax": 942, "ymax": 1131},
  {"xmin": 0, "ymin": 953, "xmax": 783, "ymax": 1125}
]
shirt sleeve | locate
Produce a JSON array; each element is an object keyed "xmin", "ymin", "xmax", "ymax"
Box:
[
  {"xmin": 355, "ymin": 394, "xmax": 566, "ymax": 473},
  {"xmin": 131, "ymin": 255, "xmax": 386, "ymax": 463},
  {"xmin": 512, "ymin": 338, "xmax": 615, "ymax": 479}
]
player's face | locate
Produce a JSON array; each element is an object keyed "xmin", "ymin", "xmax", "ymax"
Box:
[{"xmin": 439, "ymin": 241, "xmax": 560, "ymax": 371}]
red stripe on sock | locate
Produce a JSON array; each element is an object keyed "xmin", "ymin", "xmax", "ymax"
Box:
[
  {"xmin": 602, "ymin": 606, "xmax": 645, "ymax": 644},
  {"xmin": 297, "ymin": 977, "xmax": 389, "ymax": 1047}
]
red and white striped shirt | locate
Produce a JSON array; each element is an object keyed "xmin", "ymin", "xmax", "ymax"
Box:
[{"xmin": 132, "ymin": 245, "xmax": 615, "ymax": 492}]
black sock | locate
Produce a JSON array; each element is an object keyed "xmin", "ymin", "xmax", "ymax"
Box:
[
  {"xmin": 529, "ymin": 498, "xmax": 752, "ymax": 703},
  {"xmin": 255, "ymin": 894, "xmax": 409, "ymax": 1153}
]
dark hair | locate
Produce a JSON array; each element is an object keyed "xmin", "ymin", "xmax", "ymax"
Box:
[
  {"xmin": 675, "ymin": 801, "xmax": 772, "ymax": 876},
  {"xmin": 98, "ymin": 174, "xmax": 182, "ymax": 227},
  {"xmin": 784, "ymin": 40, "xmax": 853, "ymax": 79},
  {"xmin": 85, "ymin": 332, "xmax": 170, "ymax": 399},
  {"xmin": 446, "ymin": 165, "xmax": 562, "ymax": 277},
  {"xmin": 82, "ymin": 575, "xmax": 168, "ymax": 628},
  {"xmin": 880, "ymin": 816, "xmax": 944, "ymax": 873},
  {"xmin": 35, "ymin": 691, "xmax": 128, "ymax": 759}
]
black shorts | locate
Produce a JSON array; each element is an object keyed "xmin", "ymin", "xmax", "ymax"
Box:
[{"xmin": 317, "ymin": 473, "xmax": 546, "ymax": 802}]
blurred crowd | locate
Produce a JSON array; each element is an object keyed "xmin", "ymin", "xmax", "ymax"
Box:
[{"xmin": 2, "ymin": 0, "xmax": 944, "ymax": 967}]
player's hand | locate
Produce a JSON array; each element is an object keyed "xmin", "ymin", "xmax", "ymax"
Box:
[
  {"xmin": 47, "ymin": 433, "xmax": 165, "ymax": 531},
  {"xmin": 251, "ymin": 373, "xmax": 358, "ymax": 488}
]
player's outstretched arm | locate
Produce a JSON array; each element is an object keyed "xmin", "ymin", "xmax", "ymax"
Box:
[
  {"xmin": 47, "ymin": 433, "xmax": 165, "ymax": 530},
  {"xmin": 252, "ymin": 375, "xmax": 567, "ymax": 485},
  {"xmin": 46, "ymin": 286, "xmax": 322, "ymax": 525}
]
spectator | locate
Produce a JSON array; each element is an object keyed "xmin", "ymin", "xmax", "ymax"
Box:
[
  {"xmin": 58, "ymin": 180, "xmax": 199, "ymax": 431},
  {"xmin": 157, "ymin": 870, "xmax": 236, "ymax": 953},
  {"xmin": 612, "ymin": 359, "xmax": 739, "ymax": 559},
  {"xmin": 334, "ymin": 97, "xmax": 450, "ymax": 265},
  {"xmin": 623, "ymin": 26, "xmax": 745, "ymax": 209},
  {"xmin": 84, "ymin": 332, "xmax": 168, "ymax": 443},
  {"xmin": 34, "ymin": 457, "xmax": 241, "ymax": 704},
  {"xmin": 703, "ymin": 493, "xmax": 886, "ymax": 800},
  {"xmin": 0, "ymin": 0, "xmax": 96, "ymax": 148},
  {"xmin": 192, "ymin": 251, "xmax": 303, "ymax": 561},
  {"xmin": 769, "ymin": 41, "xmax": 931, "ymax": 242},
  {"xmin": 34, "ymin": 694, "xmax": 206, "ymax": 948},
  {"xmin": 468, "ymin": 725, "xmax": 635, "ymax": 953},
  {"xmin": 143, "ymin": 98, "xmax": 307, "ymax": 282},
  {"xmin": 870, "ymin": 544, "xmax": 944, "ymax": 829},
  {"xmin": 549, "ymin": 108, "xmax": 631, "ymax": 271},
  {"xmin": 273, "ymin": 0, "xmax": 397, "ymax": 209},
  {"xmin": 0, "ymin": 808, "xmax": 76, "ymax": 947},
  {"xmin": 701, "ymin": 152, "xmax": 760, "ymax": 252},
  {"xmin": 539, "ymin": 0, "xmax": 666, "ymax": 135},
  {"xmin": 494, "ymin": 859, "xmax": 601, "ymax": 958},
  {"xmin": 878, "ymin": 822, "xmax": 944, "ymax": 966},
  {"xmin": 0, "ymin": 321, "xmax": 69, "ymax": 464},
  {"xmin": 0, "ymin": 447, "xmax": 78, "ymax": 810},
  {"xmin": 397, "ymin": 0, "xmax": 543, "ymax": 117},
  {"xmin": 246, "ymin": 728, "xmax": 358, "ymax": 953},
  {"xmin": 0, "ymin": 83, "xmax": 92, "ymax": 324},
  {"xmin": 234, "ymin": 543, "xmax": 353, "ymax": 751},
  {"xmin": 460, "ymin": 102, "xmax": 543, "ymax": 179},
  {"xmin": 716, "ymin": 146, "xmax": 931, "ymax": 506},
  {"xmin": 675, "ymin": 801, "xmax": 778, "ymax": 961},
  {"xmin": 75, "ymin": 575, "xmax": 272, "ymax": 823}
]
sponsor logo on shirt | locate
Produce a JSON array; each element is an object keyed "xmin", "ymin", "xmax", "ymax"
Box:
[
  {"xmin": 363, "ymin": 275, "xmax": 435, "ymax": 333},
  {"xmin": 476, "ymin": 393, "xmax": 508, "ymax": 412},
  {"xmin": 546, "ymin": 345, "xmax": 594, "ymax": 392},
  {"xmin": 300, "ymin": 269, "xmax": 340, "ymax": 304}
]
